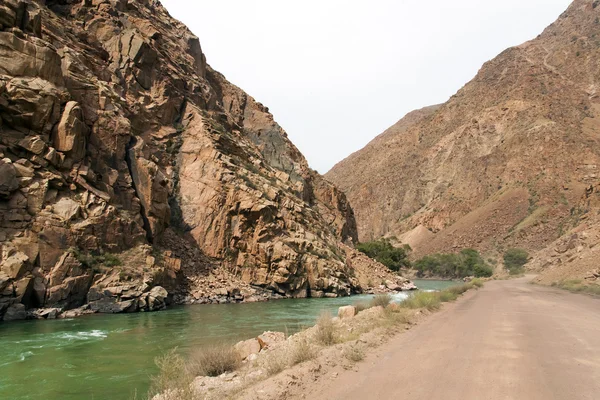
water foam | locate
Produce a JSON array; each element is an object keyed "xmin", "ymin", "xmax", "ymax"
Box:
[
  {"xmin": 58, "ymin": 330, "xmax": 108, "ymax": 341},
  {"xmin": 390, "ymin": 292, "xmax": 411, "ymax": 303},
  {"xmin": 19, "ymin": 351, "xmax": 34, "ymax": 362}
]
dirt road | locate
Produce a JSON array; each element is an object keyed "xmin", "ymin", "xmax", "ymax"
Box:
[{"xmin": 310, "ymin": 276, "xmax": 600, "ymax": 400}]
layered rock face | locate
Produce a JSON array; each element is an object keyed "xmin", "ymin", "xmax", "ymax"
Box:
[
  {"xmin": 0, "ymin": 0, "xmax": 388, "ymax": 320},
  {"xmin": 327, "ymin": 0, "xmax": 600, "ymax": 257}
]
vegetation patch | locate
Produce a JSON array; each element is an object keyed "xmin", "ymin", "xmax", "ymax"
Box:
[
  {"xmin": 401, "ymin": 291, "xmax": 442, "ymax": 311},
  {"xmin": 288, "ymin": 338, "xmax": 317, "ymax": 366},
  {"xmin": 315, "ymin": 312, "xmax": 340, "ymax": 345},
  {"xmin": 149, "ymin": 349, "xmax": 194, "ymax": 400},
  {"xmin": 551, "ymin": 280, "xmax": 600, "ymax": 296},
  {"xmin": 369, "ymin": 294, "xmax": 392, "ymax": 308},
  {"xmin": 187, "ymin": 344, "xmax": 241, "ymax": 377},
  {"xmin": 503, "ymin": 248, "xmax": 529, "ymax": 275},
  {"xmin": 356, "ymin": 239, "xmax": 411, "ymax": 271},
  {"xmin": 511, "ymin": 206, "xmax": 548, "ymax": 233},
  {"xmin": 400, "ymin": 279, "xmax": 483, "ymax": 311},
  {"xmin": 414, "ymin": 249, "xmax": 493, "ymax": 278},
  {"xmin": 344, "ymin": 345, "xmax": 365, "ymax": 362},
  {"xmin": 71, "ymin": 248, "xmax": 122, "ymax": 271},
  {"xmin": 148, "ymin": 280, "xmax": 485, "ymax": 399}
]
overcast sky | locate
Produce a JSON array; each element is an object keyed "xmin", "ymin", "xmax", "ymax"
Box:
[{"xmin": 161, "ymin": 0, "xmax": 572, "ymax": 173}]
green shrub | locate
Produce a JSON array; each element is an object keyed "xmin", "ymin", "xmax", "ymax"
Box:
[
  {"xmin": 401, "ymin": 292, "xmax": 441, "ymax": 311},
  {"xmin": 438, "ymin": 291, "xmax": 459, "ymax": 302},
  {"xmin": 356, "ymin": 239, "xmax": 411, "ymax": 271},
  {"xmin": 471, "ymin": 278, "xmax": 484, "ymax": 288},
  {"xmin": 71, "ymin": 248, "xmax": 122, "ymax": 270},
  {"xmin": 414, "ymin": 249, "xmax": 492, "ymax": 278},
  {"xmin": 447, "ymin": 283, "xmax": 472, "ymax": 295},
  {"xmin": 401, "ymin": 280, "xmax": 483, "ymax": 310},
  {"xmin": 503, "ymin": 248, "xmax": 529, "ymax": 274},
  {"xmin": 103, "ymin": 254, "xmax": 122, "ymax": 267}
]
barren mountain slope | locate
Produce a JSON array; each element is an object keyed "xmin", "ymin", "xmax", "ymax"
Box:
[
  {"xmin": 327, "ymin": 0, "xmax": 600, "ymax": 257},
  {"xmin": 0, "ymin": 0, "xmax": 407, "ymax": 321}
]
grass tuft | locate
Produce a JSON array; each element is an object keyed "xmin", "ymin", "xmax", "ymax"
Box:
[
  {"xmin": 353, "ymin": 301, "xmax": 370, "ymax": 313},
  {"xmin": 401, "ymin": 291, "xmax": 442, "ymax": 311},
  {"xmin": 150, "ymin": 349, "xmax": 195, "ymax": 400},
  {"xmin": 187, "ymin": 344, "xmax": 240, "ymax": 377},
  {"xmin": 369, "ymin": 293, "xmax": 392, "ymax": 308},
  {"xmin": 471, "ymin": 278, "xmax": 484, "ymax": 288},
  {"xmin": 289, "ymin": 339, "xmax": 317, "ymax": 366},
  {"xmin": 554, "ymin": 280, "xmax": 600, "ymax": 296},
  {"xmin": 344, "ymin": 345, "xmax": 365, "ymax": 362},
  {"xmin": 401, "ymin": 280, "xmax": 483, "ymax": 311},
  {"xmin": 315, "ymin": 312, "xmax": 339, "ymax": 346},
  {"xmin": 438, "ymin": 290, "xmax": 459, "ymax": 302},
  {"xmin": 260, "ymin": 351, "xmax": 288, "ymax": 376}
]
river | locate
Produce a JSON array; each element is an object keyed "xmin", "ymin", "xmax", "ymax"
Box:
[{"xmin": 0, "ymin": 280, "xmax": 455, "ymax": 400}]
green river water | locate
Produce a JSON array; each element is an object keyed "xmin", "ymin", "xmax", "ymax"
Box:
[{"xmin": 0, "ymin": 280, "xmax": 455, "ymax": 400}]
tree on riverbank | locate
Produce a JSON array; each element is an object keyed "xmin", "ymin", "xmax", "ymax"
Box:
[
  {"xmin": 356, "ymin": 239, "xmax": 411, "ymax": 271},
  {"xmin": 503, "ymin": 248, "xmax": 529, "ymax": 275},
  {"xmin": 414, "ymin": 249, "xmax": 493, "ymax": 278}
]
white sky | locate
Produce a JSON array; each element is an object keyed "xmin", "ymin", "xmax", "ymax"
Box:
[{"xmin": 161, "ymin": 0, "xmax": 572, "ymax": 173}]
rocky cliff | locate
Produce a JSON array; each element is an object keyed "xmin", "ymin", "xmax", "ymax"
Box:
[
  {"xmin": 327, "ymin": 0, "xmax": 600, "ymax": 259},
  {"xmin": 0, "ymin": 0, "xmax": 408, "ymax": 321}
]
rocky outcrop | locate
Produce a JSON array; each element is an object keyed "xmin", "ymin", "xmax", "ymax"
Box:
[
  {"xmin": 528, "ymin": 213, "xmax": 600, "ymax": 285},
  {"xmin": 327, "ymin": 0, "xmax": 600, "ymax": 258},
  {"xmin": 0, "ymin": 0, "xmax": 402, "ymax": 321}
]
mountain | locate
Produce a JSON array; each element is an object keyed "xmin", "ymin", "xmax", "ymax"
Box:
[
  {"xmin": 327, "ymin": 0, "xmax": 600, "ymax": 264},
  {"xmin": 0, "ymin": 0, "xmax": 409, "ymax": 321}
]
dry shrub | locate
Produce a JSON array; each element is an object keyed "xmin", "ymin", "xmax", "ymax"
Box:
[
  {"xmin": 369, "ymin": 294, "xmax": 392, "ymax": 308},
  {"xmin": 315, "ymin": 312, "xmax": 339, "ymax": 346},
  {"xmin": 260, "ymin": 350, "xmax": 288, "ymax": 376},
  {"xmin": 187, "ymin": 344, "xmax": 240, "ymax": 377},
  {"xmin": 150, "ymin": 349, "xmax": 195, "ymax": 400},
  {"xmin": 382, "ymin": 306, "xmax": 412, "ymax": 325},
  {"xmin": 344, "ymin": 345, "xmax": 364, "ymax": 362},
  {"xmin": 353, "ymin": 301, "xmax": 370, "ymax": 313},
  {"xmin": 289, "ymin": 338, "xmax": 317, "ymax": 365}
]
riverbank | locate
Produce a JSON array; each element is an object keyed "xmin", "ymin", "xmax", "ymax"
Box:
[
  {"xmin": 0, "ymin": 280, "xmax": 449, "ymax": 400},
  {"xmin": 2, "ymin": 245, "xmax": 417, "ymax": 323},
  {"xmin": 150, "ymin": 280, "xmax": 484, "ymax": 400}
]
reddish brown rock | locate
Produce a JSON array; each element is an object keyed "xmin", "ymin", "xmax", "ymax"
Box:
[{"xmin": 327, "ymin": 0, "xmax": 600, "ymax": 260}]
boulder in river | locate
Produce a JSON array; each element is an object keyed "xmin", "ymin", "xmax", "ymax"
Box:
[
  {"xmin": 3, "ymin": 303, "xmax": 26, "ymax": 321},
  {"xmin": 147, "ymin": 286, "xmax": 168, "ymax": 311}
]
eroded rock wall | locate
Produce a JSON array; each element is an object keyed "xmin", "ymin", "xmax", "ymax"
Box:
[
  {"xmin": 327, "ymin": 0, "xmax": 600, "ymax": 258},
  {"xmin": 0, "ymin": 0, "xmax": 382, "ymax": 321}
]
